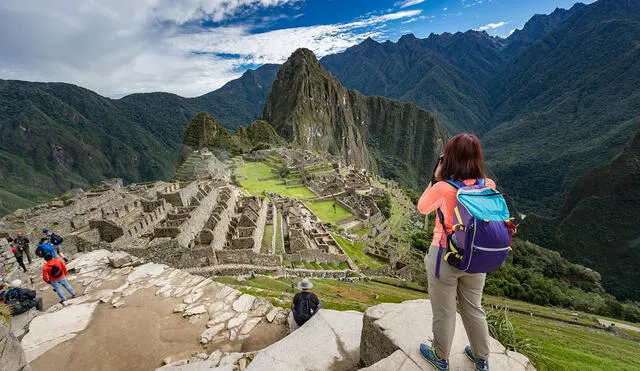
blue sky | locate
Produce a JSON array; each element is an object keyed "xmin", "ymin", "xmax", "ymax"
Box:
[
  {"xmin": 0, "ymin": 0, "xmax": 592, "ymax": 97},
  {"xmin": 236, "ymin": 0, "xmax": 586, "ymax": 39}
]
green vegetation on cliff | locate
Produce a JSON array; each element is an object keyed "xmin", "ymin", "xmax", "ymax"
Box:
[
  {"xmin": 0, "ymin": 80, "xmax": 176, "ymax": 214},
  {"xmin": 520, "ymin": 128, "xmax": 640, "ymax": 301},
  {"xmin": 181, "ymin": 112, "xmax": 285, "ymax": 161}
]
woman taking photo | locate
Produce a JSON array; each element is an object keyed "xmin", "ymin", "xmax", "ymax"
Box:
[{"xmin": 417, "ymin": 133, "xmax": 493, "ymax": 371}]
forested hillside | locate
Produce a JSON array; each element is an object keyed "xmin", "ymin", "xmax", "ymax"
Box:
[{"xmin": 0, "ymin": 64, "xmax": 278, "ymax": 213}]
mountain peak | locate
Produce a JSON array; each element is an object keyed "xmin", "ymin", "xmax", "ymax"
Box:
[
  {"xmin": 362, "ymin": 36, "xmax": 378, "ymax": 45},
  {"xmin": 398, "ymin": 33, "xmax": 417, "ymax": 43},
  {"xmin": 289, "ymin": 48, "xmax": 317, "ymax": 61}
]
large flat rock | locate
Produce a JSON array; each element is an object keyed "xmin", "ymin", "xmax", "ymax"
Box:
[
  {"xmin": 359, "ymin": 300, "xmax": 535, "ymax": 370},
  {"xmin": 21, "ymin": 302, "xmax": 98, "ymax": 362},
  {"xmin": 248, "ymin": 309, "xmax": 363, "ymax": 371},
  {"xmin": 66, "ymin": 249, "xmax": 111, "ymax": 272}
]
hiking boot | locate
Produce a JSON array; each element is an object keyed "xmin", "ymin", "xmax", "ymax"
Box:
[
  {"xmin": 464, "ymin": 346, "xmax": 489, "ymax": 371},
  {"xmin": 420, "ymin": 344, "xmax": 449, "ymax": 371}
]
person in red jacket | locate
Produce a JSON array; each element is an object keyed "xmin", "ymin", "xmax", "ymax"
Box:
[{"xmin": 42, "ymin": 252, "xmax": 76, "ymax": 303}]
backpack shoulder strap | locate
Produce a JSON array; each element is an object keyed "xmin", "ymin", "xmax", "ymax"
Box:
[
  {"xmin": 474, "ymin": 178, "xmax": 486, "ymax": 186},
  {"xmin": 445, "ymin": 180, "xmax": 463, "ymax": 189}
]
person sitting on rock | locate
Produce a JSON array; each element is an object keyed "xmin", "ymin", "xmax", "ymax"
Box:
[
  {"xmin": 289, "ymin": 278, "xmax": 322, "ymax": 330},
  {"xmin": 7, "ymin": 238, "xmax": 27, "ymax": 272},
  {"xmin": 0, "ymin": 279, "xmax": 43, "ymax": 315},
  {"xmin": 36, "ymin": 238, "xmax": 57, "ymax": 259},
  {"xmin": 42, "ymin": 252, "xmax": 76, "ymax": 304}
]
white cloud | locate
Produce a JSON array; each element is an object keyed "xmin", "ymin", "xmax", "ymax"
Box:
[
  {"xmin": 461, "ymin": 0, "xmax": 483, "ymax": 8},
  {"xmin": 394, "ymin": 0, "xmax": 426, "ymax": 9},
  {"xmin": 0, "ymin": 1, "xmax": 419, "ymax": 97},
  {"xmin": 443, "ymin": 7, "xmax": 448, "ymax": 11},
  {"xmin": 477, "ymin": 21, "xmax": 510, "ymax": 31},
  {"xmin": 401, "ymin": 15, "xmax": 429, "ymax": 24}
]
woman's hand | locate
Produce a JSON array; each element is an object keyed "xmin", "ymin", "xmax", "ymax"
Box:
[{"xmin": 434, "ymin": 162, "xmax": 442, "ymax": 182}]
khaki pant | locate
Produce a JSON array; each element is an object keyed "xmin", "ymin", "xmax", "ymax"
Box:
[{"xmin": 425, "ymin": 245, "xmax": 490, "ymax": 360}]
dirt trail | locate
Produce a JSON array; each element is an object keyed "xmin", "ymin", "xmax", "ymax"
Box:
[
  {"xmin": 30, "ymin": 289, "xmax": 206, "ymax": 371},
  {"xmin": 597, "ymin": 319, "xmax": 640, "ymax": 333},
  {"xmin": 29, "ymin": 287, "xmax": 287, "ymax": 371}
]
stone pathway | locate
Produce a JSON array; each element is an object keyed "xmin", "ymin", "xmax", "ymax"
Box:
[{"xmin": 17, "ymin": 249, "xmax": 289, "ymax": 369}]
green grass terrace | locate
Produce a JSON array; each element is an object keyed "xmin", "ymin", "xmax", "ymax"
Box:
[
  {"xmin": 303, "ymin": 200, "xmax": 353, "ymax": 224},
  {"xmin": 331, "ymin": 233, "xmax": 387, "ymax": 270},
  {"xmin": 233, "ymin": 161, "xmax": 315, "ymax": 199}
]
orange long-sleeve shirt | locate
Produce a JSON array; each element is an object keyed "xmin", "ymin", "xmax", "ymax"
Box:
[
  {"xmin": 417, "ymin": 178, "xmax": 496, "ymax": 247},
  {"xmin": 42, "ymin": 258, "xmax": 68, "ymax": 283}
]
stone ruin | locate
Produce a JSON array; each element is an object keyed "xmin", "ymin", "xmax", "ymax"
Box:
[
  {"xmin": 0, "ymin": 176, "xmax": 356, "ymax": 279},
  {"xmin": 267, "ymin": 193, "xmax": 354, "ymax": 270}
]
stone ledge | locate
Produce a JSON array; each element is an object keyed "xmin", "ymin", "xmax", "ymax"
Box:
[
  {"xmin": 359, "ymin": 299, "xmax": 535, "ymax": 371},
  {"xmin": 248, "ymin": 309, "xmax": 363, "ymax": 371}
]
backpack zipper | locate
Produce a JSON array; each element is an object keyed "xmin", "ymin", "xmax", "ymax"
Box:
[{"xmin": 473, "ymin": 245, "xmax": 511, "ymax": 252}]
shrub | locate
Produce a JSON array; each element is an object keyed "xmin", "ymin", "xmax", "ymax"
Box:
[
  {"xmin": 0, "ymin": 303, "xmax": 11, "ymax": 323},
  {"xmin": 486, "ymin": 306, "xmax": 540, "ymax": 363}
]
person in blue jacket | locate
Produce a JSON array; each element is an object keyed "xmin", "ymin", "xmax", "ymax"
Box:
[{"xmin": 35, "ymin": 238, "xmax": 56, "ymax": 259}]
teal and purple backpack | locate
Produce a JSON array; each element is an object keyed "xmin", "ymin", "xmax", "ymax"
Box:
[{"xmin": 435, "ymin": 179, "xmax": 514, "ymax": 278}]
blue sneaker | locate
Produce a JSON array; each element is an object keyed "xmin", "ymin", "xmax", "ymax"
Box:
[
  {"xmin": 419, "ymin": 344, "xmax": 449, "ymax": 371},
  {"xmin": 464, "ymin": 346, "xmax": 489, "ymax": 371}
]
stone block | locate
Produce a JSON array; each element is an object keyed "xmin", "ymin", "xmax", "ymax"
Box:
[
  {"xmin": 232, "ymin": 294, "xmax": 256, "ymax": 313},
  {"xmin": 108, "ymin": 251, "xmax": 133, "ymax": 268},
  {"xmin": 359, "ymin": 300, "xmax": 534, "ymax": 370},
  {"xmin": 248, "ymin": 309, "xmax": 363, "ymax": 371},
  {"xmin": 22, "ymin": 302, "xmax": 99, "ymax": 362}
]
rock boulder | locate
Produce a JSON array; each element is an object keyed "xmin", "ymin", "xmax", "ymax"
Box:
[
  {"xmin": 0, "ymin": 321, "xmax": 31, "ymax": 371},
  {"xmin": 21, "ymin": 302, "xmax": 98, "ymax": 362},
  {"xmin": 359, "ymin": 300, "xmax": 535, "ymax": 370},
  {"xmin": 248, "ymin": 309, "xmax": 363, "ymax": 371}
]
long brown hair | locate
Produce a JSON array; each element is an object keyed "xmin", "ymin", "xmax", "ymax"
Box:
[{"xmin": 438, "ymin": 133, "xmax": 485, "ymax": 181}]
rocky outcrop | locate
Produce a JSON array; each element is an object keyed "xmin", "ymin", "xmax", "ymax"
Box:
[
  {"xmin": 248, "ymin": 309, "xmax": 364, "ymax": 371},
  {"xmin": 0, "ymin": 321, "xmax": 30, "ymax": 371},
  {"xmin": 180, "ymin": 113, "xmax": 284, "ymax": 158},
  {"xmin": 360, "ymin": 300, "xmax": 535, "ymax": 370}
]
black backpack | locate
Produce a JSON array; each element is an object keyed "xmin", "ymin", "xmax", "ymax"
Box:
[
  {"xmin": 50, "ymin": 265, "xmax": 63, "ymax": 279},
  {"xmin": 35, "ymin": 245, "xmax": 45, "ymax": 257},
  {"xmin": 293, "ymin": 294, "xmax": 317, "ymax": 326},
  {"xmin": 50, "ymin": 233, "xmax": 64, "ymax": 245}
]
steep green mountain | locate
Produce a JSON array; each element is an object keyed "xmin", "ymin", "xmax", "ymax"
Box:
[
  {"xmin": 182, "ymin": 112, "xmax": 235, "ymax": 150},
  {"xmin": 0, "ymin": 80, "xmax": 175, "ymax": 215},
  {"xmin": 321, "ymin": 33, "xmax": 498, "ymax": 133},
  {"xmin": 485, "ymin": 0, "xmax": 640, "ymax": 214},
  {"xmin": 117, "ymin": 63, "xmax": 279, "ymax": 143},
  {"xmin": 263, "ymin": 48, "xmax": 448, "ymax": 190},
  {"xmin": 502, "ymin": 3, "xmax": 587, "ymax": 58},
  {"xmin": 0, "ymin": 64, "xmax": 279, "ymax": 214},
  {"xmin": 191, "ymin": 64, "xmax": 280, "ymax": 129},
  {"xmin": 520, "ymin": 128, "xmax": 640, "ymax": 300}
]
